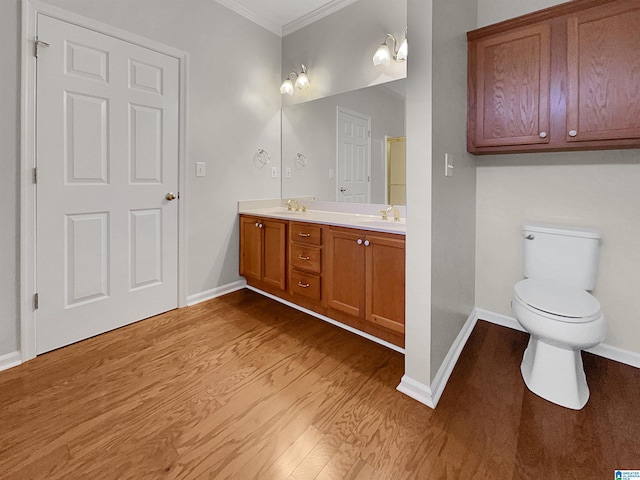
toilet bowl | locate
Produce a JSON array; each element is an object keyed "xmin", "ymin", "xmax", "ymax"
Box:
[{"xmin": 513, "ymin": 279, "xmax": 606, "ymax": 409}]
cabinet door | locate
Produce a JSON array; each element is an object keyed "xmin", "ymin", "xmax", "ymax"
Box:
[
  {"xmin": 262, "ymin": 219, "xmax": 287, "ymax": 290},
  {"xmin": 365, "ymin": 234, "xmax": 405, "ymax": 334},
  {"xmin": 239, "ymin": 216, "xmax": 262, "ymax": 281},
  {"xmin": 325, "ymin": 228, "xmax": 365, "ymax": 317},
  {"xmin": 567, "ymin": 0, "xmax": 640, "ymax": 142},
  {"xmin": 472, "ymin": 23, "xmax": 551, "ymax": 147}
]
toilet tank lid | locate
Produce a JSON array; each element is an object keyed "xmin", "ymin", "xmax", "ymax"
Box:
[
  {"xmin": 514, "ymin": 279, "xmax": 601, "ymax": 319},
  {"xmin": 522, "ymin": 223, "xmax": 601, "ymax": 239}
]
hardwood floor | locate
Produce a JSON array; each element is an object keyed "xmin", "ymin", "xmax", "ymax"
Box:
[{"xmin": 0, "ymin": 289, "xmax": 638, "ymax": 479}]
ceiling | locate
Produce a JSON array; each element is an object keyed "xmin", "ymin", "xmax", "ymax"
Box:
[{"xmin": 215, "ymin": 0, "xmax": 358, "ymax": 37}]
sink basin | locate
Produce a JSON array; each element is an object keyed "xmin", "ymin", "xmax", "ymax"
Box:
[{"xmin": 359, "ymin": 220, "xmax": 405, "ymax": 229}]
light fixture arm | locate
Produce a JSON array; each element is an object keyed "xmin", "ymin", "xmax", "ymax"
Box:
[{"xmin": 384, "ymin": 34, "xmax": 399, "ymax": 60}]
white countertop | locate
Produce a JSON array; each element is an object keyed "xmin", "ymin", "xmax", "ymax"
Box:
[{"xmin": 238, "ymin": 200, "xmax": 406, "ymax": 235}]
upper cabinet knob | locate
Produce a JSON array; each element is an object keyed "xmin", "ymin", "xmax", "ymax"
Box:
[
  {"xmin": 357, "ymin": 239, "xmax": 363, "ymax": 245},
  {"xmin": 539, "ymin": 131, "xmax": 547, "ymax": 138},
  {"xmin": 364, "ymin": 240, "xmax": 370, "ymax": 246},
  {"xmin": 568, "ymin": 129, "xmax": 577, "ymax": 137}
]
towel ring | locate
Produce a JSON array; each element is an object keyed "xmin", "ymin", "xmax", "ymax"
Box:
[
  {"xmin": 254, "ymin": 149, "xmax": 271, "ymax": 168},
  {"xmin": 296, "ymin": 153, "xmax": 308, "ymax": 168}
]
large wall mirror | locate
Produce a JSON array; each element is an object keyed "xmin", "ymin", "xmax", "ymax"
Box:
[{"xmin": 281, "ymin": 79, "xmax": 406, "ymax": 205}]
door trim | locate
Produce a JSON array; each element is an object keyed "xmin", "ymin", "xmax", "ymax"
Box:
[{"xmin": 20, "ymin": 0, "xmax": 189, "ymax": 361}]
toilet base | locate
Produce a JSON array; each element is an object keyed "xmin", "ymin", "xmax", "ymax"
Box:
[{"xmin": 520, "ymin": 336, "xmax": 589, "ymax": 410}]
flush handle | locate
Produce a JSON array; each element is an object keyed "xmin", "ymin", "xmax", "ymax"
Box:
[{"xmin": 524, "ymin": 234, "xmax": 535, "ymax": 240}]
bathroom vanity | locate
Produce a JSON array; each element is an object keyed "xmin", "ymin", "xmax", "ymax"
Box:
[{"xmin": 239, "ymin": 201, "xmax": 406, "ymax": 348}]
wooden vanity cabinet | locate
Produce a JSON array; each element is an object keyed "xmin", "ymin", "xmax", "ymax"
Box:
[
  {"xmin": 239, "ymin": 215, "xmax": 286, "ymax": 291},
  {"xmin": 326, "ymin": 227, "xmax": 405, "ymax": 335},
  {"xmin": 240, "ymin": 216, "xmax": 405, "ymax": 347},
  {"xmin": 467, "ymin": 0, "xmax": 640, "ymax": 154},
  {"xmin": 288, "ymin": 222, "xmax": 323, "ymax": 300}
]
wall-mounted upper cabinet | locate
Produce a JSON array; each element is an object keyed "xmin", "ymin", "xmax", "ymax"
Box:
[{"xmin": 467, "ymin": 0, "xmax": 640, "ymax": 155}]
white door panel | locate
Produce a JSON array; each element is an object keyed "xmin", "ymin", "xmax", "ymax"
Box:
[
  {"xmin": 337, "ymin": 108, "xmax": 370, "ymax": 203},
  {"xmin": 36, "ymin": 14, "xmax": 179, "ymax": 353}
]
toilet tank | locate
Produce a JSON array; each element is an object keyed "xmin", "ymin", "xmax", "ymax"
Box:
[{"xmin": 522, "ymin": 223, "xmax": 601, "ymax": 290}]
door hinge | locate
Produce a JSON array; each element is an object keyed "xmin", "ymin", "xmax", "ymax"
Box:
[
  {"xmin": 33, "ymin": 167, "xmax": 38, "ymax": 184},
  {"xmin": 34, "ymin": 38, "xmax": 50, "ymax": 58},
  {"xmin": 34, "ymin": 293, "xmax": 39, "ymax": 310},
  {"xmin": 368, "ymin": 131, "xmax": 371, "ymax": 138}
]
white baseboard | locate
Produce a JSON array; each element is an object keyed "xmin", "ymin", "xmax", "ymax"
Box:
[
  {"xmin": 246, "ymin": 286, "xmax": 405, "ymax": 354},
  {"xmin": 0, "ymin": 351, "xmax": 22, "ymax": 372},
  {"xmin": 476, "ymin": 308, "xmax": 640, "ymax": 369},
  {"xmin": 400, "ymin": 309, "xmax": 478, "ymax": 409},
  {"xmin": 397, "ymin": 375, "xmax": 435, "ymax": 408},
  {"xmin": 186, "ymin": 280, "xmax": 247, "ymax": 306},
  {"xmin": 429, "ymin": 309, "xmax": 479, "ymax": 407}
]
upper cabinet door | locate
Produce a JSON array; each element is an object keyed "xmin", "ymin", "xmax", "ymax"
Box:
[
  {"xmin": 566, "ymin": 0, "xmax": 640, "ymax": 142},
  {"xmin": 472, "ymin": 23, "xmax": 551, "ymax": 148}
]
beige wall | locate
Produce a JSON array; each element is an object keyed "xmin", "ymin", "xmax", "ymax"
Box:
[
  {"xmin": 0, "ymin": 0, "xmax": 282, "ymax": 358},
  {"xmin": 475, "ymin": 0, "xmax": 640, "ymax": 354}
]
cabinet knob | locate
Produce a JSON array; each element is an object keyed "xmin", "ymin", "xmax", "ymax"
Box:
[
  {"xmin": 539, "ymin": 131, "xmax": 547, "ymax": 139},
  {"xmin": 297, "ymin": 232, "xmax": 311, "ymax": 237},
  {"xmin": 298, "ymin": 255, "xmax": 310, "ymax": 261},
  {"xmin": 568, "ymin": 129, "xmax": 577, "ymax": 137},
  {"xmin": 364, "ymin": 240, "xmax": 370, "ymax": 247},
  {"xmin": 297, "ymin": 281, "xmax": 310, "ymax": 288},
  {"xmin": 357, "ymin": 239, "xmax": 363, "ymax": 245},
  {"xmin": 255, "ymin": 222, "xmax": 259, "ymax": 227},
  {"xmin": 259, "ymin": 223, "xmax": 263, "ymax": 229}
]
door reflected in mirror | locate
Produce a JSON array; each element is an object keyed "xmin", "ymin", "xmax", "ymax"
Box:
[{"xmin": 282, "ymin": 79, "xmax": 406, "ymax": 205}]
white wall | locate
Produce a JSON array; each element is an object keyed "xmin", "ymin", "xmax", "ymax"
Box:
[
  {"xmin": 0, "ymin": 0, "xmax": 282, "ymax": 357},
  {"xmin": 429, "ymin": 0, "xmax": 477, "ymax": 379},
  {"xmin": 0, "ymin": 1, "xmax": 21, "ymax": 355},
  {"xmin": 281, "ymin": 0, "xmax": 407, "ymax": 106},
  {"xmin": 404, "ymin": 0, "xmax": 434, "ymax": 389},
  {"xmin": 475, "ymin": 0, "xmax": 640, "ymax": 355}
]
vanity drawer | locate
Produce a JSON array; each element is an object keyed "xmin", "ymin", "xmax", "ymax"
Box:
[
  {"xmin": 290, "ymin": 222, "xmax": 322, "ymax": 246},
  {"xmin": 290, "ymin": 271, "xmax": 321, "ymax": 300},
  {"xmin": 290, "ymin": 244, "xmax": 321, "ymax": 273}
]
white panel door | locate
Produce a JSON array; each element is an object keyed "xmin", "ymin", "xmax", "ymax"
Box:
[
  {"xmin": 35, "ymin": 14, "xmax": 179, "ymax": 353},
  {"xmin": 337, "ymin": 108, "xmax": 370, "ymax": 203}
]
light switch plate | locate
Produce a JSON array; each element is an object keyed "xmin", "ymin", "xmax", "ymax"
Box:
[
  {"xmin": 445, "ymin": 154, "xmax": 454, "ymax": 177},
  {"xmin": 285, "ymin": 167, "xmax": 291, "ymax": 178},
  {"xmin": 196, "ymin": 162, "xmax": 206, "ymax": 177},
  {"xmin": 271, "ymin": 166, "xmax": 277, "ymax": 178}
]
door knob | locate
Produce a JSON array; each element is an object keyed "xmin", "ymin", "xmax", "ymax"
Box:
[{"xmin": 165, "ymin": 192, "xmax": 177, "ymax": 201}]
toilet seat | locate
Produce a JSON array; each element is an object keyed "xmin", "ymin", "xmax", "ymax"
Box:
[{"xmin": 514, "ymin": 279, "xmax": 601, "ymax": 323}]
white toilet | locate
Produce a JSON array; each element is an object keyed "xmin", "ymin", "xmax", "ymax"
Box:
[{"xmin": 512, "ymin": 223, "xmax": 606, "ymax": 410}]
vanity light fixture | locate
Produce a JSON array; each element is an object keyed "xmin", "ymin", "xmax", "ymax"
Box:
[
  {"xmin": 280, "ymin": 64, "xmax": 310, "ymax": 95},
  {"xmin": 373, "ymin": 29, "xmax": 408, "ymax": 66}
]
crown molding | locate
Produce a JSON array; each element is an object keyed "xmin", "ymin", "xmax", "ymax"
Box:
[
  {"xmin": 282, "ymin": 0, "xmax": 358, "ymax": 36},
  {"xmin": 215, "ymin": 0, "xmax": 283, "ymax": 36}
]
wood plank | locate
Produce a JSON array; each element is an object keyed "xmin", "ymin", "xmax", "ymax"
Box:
[{"xmin": 0, "ymin": 293, "xmax": 638, "ymax": 480}]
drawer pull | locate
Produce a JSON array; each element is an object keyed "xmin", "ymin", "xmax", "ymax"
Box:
[
  {"xmin": 297, "ymin": 281, "xmax": 310, "ymax": 288},
  {"xmin": 298, "ymin": 255, "xmax": 310, "ymax": 261},
  {"xmin": 298, "ymin": 232, "xmax": 311, "ymax": 237}
]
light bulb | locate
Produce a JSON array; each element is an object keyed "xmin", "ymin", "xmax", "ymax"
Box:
[
  {"xmin": 396, "ymin": 37, "xmax": 408, "ymax": 61},
  {"xmin": 280, "ymin": 79, "xmax": 294, "ymax": 95},
  {"xmin": 295, "ymin": 72, "xmax": 309, "ymax": 90},
  {"xmin": 373, "ymin": 44, "xmax": 391, "ymax": 66}
]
